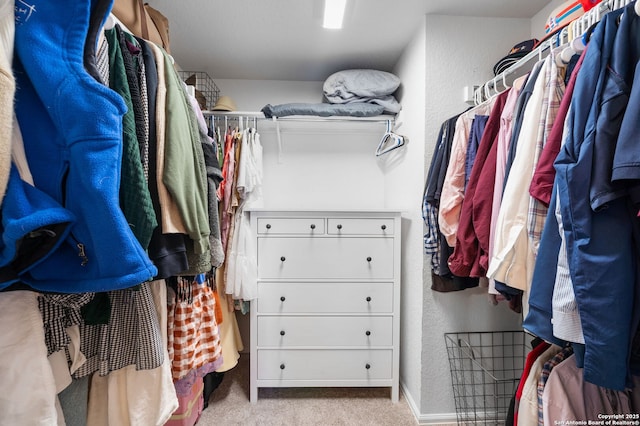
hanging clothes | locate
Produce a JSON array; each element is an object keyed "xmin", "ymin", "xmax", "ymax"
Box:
[
  {"xmin": 140, "ymin": 36, "xmax": 189, "ymax": 279},
  {"xmin": 488, "ymin": 74, "xmax": 528, "ymax": 297},
  {"xmin": 225, "ymin": 128, "xmax": 263, "ymax": 301},
  {"xmin": 105, "ymin": 25, "xmax": 157, "ymax": 250},
  {"xmin": 85, "ymin": 280, "xmax": 178, "ymax": 426},
  {"xmin": 159, "ymin": 47, "xmax": 211, "ymax": 269},
  {"xmin": 14, "ymin": 0, "xmax": 158, "ymax": 293},
  {"xmin": 542, "ymin": 355, "xmax": 640, "ymax": 422},
  {"xmin": 448, "ymin": 90, "xmax": 509, "ymax": 279},
  {"xmin": 166, "ymin": 274, "xmax": 223, "ymax": 385},
  {"xmin": 423, "ymin": 110, "xmax": 479, "ymax": 292},
  {"xmin": 438, "ymin": 98, "xmax": 497, "ymax": 248},
  {"xmin": 218, "ymin": 128, "xmax": 238, "ymax": 253},
  {"xmin": 516, "ymin": 344, "xmax": 562, "ymax": 426},
  {"xmin": 525, "ymin": 5, "xmax": 637, "ymax": 391},
  {"xmin": 487, "ymin": 50, "xmax": 565, "ymax": 296},
  {"xmin": 0, "ymin": 291, "xmax": 60, "ymax": 424}
]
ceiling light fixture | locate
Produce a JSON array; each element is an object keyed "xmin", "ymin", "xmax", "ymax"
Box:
[{"xmin": 323, "ymin": 0, "xmax": 347, "ymax": 29}]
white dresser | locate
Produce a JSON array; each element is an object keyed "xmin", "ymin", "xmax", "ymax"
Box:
[{"xmin": 249, "ymin": 210, "xmax": 401, "ymax": 403}]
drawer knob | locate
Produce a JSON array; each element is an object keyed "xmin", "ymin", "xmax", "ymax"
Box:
[
  {"xmin": 310, "ymin": 224, "xmax": 316, "ymax": 229},
  {"xmin": 365, "ymin": 363, "xmax": 371, "ymax": 370},
  {"xmin": 280, "ymin": 296, "xmax": 286, "ymax": 302},
  {"xmin": 381, "ymin": 224, "xmax": 387, "ymax": 230},
  {"xmin": 280, "ymin": 364, "xmax": 286, "ymax": 370},
  {"xmin": 280, "ymin": 256, "xmax": 286, "ymax": 262},
  {"xmin": 280, "ymin": 330, "xmax": 286, "ymax": 336},
  {"xmin": 337, "ymin": 224, "xmax": 342, "ymax": 230},
  {"xmin": 366, "ymin": 330, "xmax": 371, "ymax": 336},
  {"xmin": 366, "ymin": 296, "xmax": 372, "ymax": 302},
  {"xmin": 266, "ymin": 224, "xmax": 272, "ymax": 229},
  {"xmin": 366, "ymin": 257, "xmax": 372, "ymax": 262}
]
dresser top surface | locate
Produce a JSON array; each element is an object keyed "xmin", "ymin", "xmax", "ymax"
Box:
[{"xmin": 247, "ymin": 208, "xmax": 403, "ymax": 216}]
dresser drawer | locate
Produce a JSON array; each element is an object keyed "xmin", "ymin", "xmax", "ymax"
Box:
[
  {"xmin": 257, "ymin": 316, "xmax": 393, "ymax": 347},
  {"xmin": 258, "ymin": 237, "xmax": 394, "ymax": 279},
  {"xmin": 327, "ymin": 218, "xmax": 394, "ymax": 235},
  {"xmin": 257, "ymin": 282, "xmax": 393, "ymax": 313},
  {"xmin": 256, "ymin": 218, "xmax": 325, "ymax": 235},
  {"xmin": 257, "ymin": 349, "xmax": 393, "ymax": 380}
]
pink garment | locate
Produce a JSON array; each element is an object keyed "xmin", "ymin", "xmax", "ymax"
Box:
[
  {"xmin": 449, "ymin": 90, "xmax": 509, "ymax": 277},
  {"xmin": 488, "ymin": 74, "xmax": 527, "ymax": 294},
  {"xmin": 438, "ymin": 98, "xmax": 496, "ymax": 247},
  {"xmin": 218, "ymin": 131, "xmax": 236, "ymax": 252},
  {"xmin": 542, "ymin": 354, "xmax": 637, "ymax": 423},
  {"xmin": 164, "ymin": 378, "xmax": 204, "ymax": 426}
]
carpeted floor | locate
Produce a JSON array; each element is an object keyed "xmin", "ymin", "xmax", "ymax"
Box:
[{"xmin": 198, "ymin": 355, "xmax": 418, "ymax": 426}]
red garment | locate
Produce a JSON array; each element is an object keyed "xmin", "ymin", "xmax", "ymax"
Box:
[
  {"xmin": 216, "ymin": 131, "xmax": 234, "ymax": 202},
  {"xmin": 579, "ymin": 0, "xmax": 602, "ymax": 11},
  {"xmin": 514, "ymin": 341, "xmax": 551, "ymax": 426},
  {"xmin": 473, "ymin": 130, "xmax": 500, "ymax": 272},
  {"xmin": 449, "ymin": 91, "xmax": 509, "ymax": 277},
  {"xmin": 529, "ymin": 49, "xmax": 587, "ymax": 206}
]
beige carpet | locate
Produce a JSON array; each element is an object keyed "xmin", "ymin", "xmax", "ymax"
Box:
[{"xmin": 198, "ymin": 355, "xmax": 418, "ymax": 426}]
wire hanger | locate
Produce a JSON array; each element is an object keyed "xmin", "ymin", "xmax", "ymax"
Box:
[{"xmin": 375, "ymin": 120, "xmax": 405, "ymax": 156}]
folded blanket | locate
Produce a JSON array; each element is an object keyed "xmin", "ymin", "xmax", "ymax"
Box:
[
  {"xmin": 323, "ymin": 69, "xmax": 402, "ymax": 113},
  {"xmin": 261, "ymin": 102, "xmax": 384, "ymax": 118}
]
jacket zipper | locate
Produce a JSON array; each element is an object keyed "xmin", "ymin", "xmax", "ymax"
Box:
[{"xmin": 70, "ymin": 234, "xmax": 88, "ymax": 266}]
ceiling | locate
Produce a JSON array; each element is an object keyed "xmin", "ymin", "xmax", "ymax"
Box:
[{"xmin": 145, "ymin": 0, "xmax": 551, "ymax": 82}]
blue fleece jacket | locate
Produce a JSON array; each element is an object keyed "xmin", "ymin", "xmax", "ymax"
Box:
[
  {"xmin": 0, "ymin": 166, "xmax": 75, "ymax": 289},
  {"xmin": 14, "ymin": 0, "xmax": 157, "ymax": 292}
]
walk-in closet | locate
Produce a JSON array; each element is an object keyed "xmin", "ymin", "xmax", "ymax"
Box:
[{"xmin": 2, "ymin": 0, "xmax": 639, "ymax": 424}]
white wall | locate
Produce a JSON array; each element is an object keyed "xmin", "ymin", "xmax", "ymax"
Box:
[
  {"xmin": 417, "ymin": 14, "xmax": 529, "ymax": 421},
  {"xmin": 389, "ymin": 16, "xmax": 427, "ymax": 417},
  {"xmin": 530, "ymin": 0, "xmax": 567, "ymax": 39},
  {"xmin": 215, "ymin": 79, "xmax": 324, "ymax": 111},
  {"xmin": 212, "ymin": 79, "xmax": 397, "ymax": 211},
  {"xmin": 257, "ymin": 119, "xmax": 389, "ymax": 210}
]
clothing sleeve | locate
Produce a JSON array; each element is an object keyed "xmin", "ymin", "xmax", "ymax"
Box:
[
  {"xmin": 438, "ymin": 115, "xmax": 469, "ymax": 248},
  {"xmin": 472, "ymin": 134, "xmax": 499, "ymax": 273},
  {"xmin": 551, "ymin": 193, "xmax": 584, "ymax": 344}
]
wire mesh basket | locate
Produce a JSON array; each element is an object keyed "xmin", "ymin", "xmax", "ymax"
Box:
[
  {"xmin": 444, "ymin": 331, "xmax": 529, "ymax": 425},
  {"xmin": 177, "ymin": 70, "xmax": 220, "ymax": 111}
]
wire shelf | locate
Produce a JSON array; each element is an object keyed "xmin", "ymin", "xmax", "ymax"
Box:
[
  {"xmin": 177, "ymin": 71, "xmax": 220, "ymax": 111},
  {"xmin": 445, "ymin": 331, "xmax": 529, "ymax": 425}
]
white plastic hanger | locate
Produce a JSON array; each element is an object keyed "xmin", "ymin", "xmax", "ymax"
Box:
[
  {"xmin": 635, "ymin": 0, "xmax": 640, "ymax": 15},
  {"xmin": 474, "ymin": 86, "xmax": 483, "ymax": 105},
  {"xmin": 502, "ymin": 72, "xmax": 509, "ymax": 91},
  {"xmin": 375, "ymin": 120, "xmax": 405, "ymax": 156}
]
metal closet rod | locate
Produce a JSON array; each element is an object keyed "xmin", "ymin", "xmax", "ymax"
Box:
[{"xmin": 474, "ymin": 0, "xmax": 622, "ymax": 104}]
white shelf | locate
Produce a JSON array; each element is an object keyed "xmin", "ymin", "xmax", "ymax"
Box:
[{"xmin": 203, "ymin": 110, "xmax": 396, "ymax": 123}]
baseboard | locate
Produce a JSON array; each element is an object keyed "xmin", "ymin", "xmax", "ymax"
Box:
[
  {"xmin": 400, "ymin": 382, "xmax": 457, "ymax": 425},
  {"xmin": 415, "ymin": 412, "xmax": 458, "ymax": 426}
]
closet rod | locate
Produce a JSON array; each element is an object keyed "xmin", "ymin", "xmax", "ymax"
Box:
[
  {"xmin": 203, "ymin": 110, "xmax": 396, "ymax": 124},
  {"xmin": 473, "ymin": 0, "xmax": 620, "ymax": 105}
]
